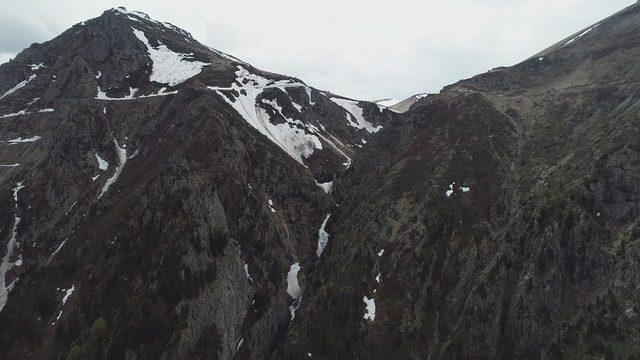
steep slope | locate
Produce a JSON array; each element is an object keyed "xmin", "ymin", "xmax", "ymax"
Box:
[
  {"xmin": 278, "ymin": 3, "xmax": 640, "ymax": 359},
  {"xmin": 0, "ymin": 8, "xmax": 393, "ymax": 359}
]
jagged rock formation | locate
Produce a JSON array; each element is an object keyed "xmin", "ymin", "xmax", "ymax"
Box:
[{"xmin": 1, "ymin": 4, "xmax": 640, "ymax": 360}]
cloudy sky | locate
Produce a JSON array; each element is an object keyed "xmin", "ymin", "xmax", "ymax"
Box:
[{"xmin": 0, "ymin": 0, "xmax": 634, "ymax": 101}]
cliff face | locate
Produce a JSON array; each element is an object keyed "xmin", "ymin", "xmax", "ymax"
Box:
[{"xmin": 1, "ymin": 4, "xmax": 640, "ymax": 360}]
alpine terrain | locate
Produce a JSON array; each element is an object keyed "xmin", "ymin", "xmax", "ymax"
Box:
[{"xmin": 1, "ymin": 4, "xmax": 640, "ymax": 359}]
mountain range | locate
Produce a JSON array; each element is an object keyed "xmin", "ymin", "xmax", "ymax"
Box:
[{"xmin": 1, "ymin": 4, "xmax": 640, "ymax": 359}]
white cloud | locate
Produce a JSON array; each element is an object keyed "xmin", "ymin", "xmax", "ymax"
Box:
[{"xmin": 0, "ymin": 0, "xmax": 634, "ymax": 101}]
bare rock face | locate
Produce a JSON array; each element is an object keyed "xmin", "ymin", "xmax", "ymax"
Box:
[{"xmin": 1, "ymin": 3, "xmax": 640, "ymax": 360}]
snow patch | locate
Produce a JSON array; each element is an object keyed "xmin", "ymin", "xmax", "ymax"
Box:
[
  {"xmin": 289, "ymin": 297, "xmax": 302, "ymax": 321},
  {"xmin": 267, "ymin": 198, "xmax": 276, "ymax": 213},
  {"xmin": 329, "ymin": 97, "xmax": 382, "ymax": 133},
  {"xmin": 62, "ymin": 285, "xmax": 75, "ymax": 305},
  {"xmin": 316, "ymin": 214, "xmax": 331, "ymax": 257},
  {"xmin": 95, "ymin": 153, "xmax": 109, "ymax": 170},
  {"xmin": 29, "ymin": 63, "xmax": 45, "ymax": 71},
  {"xmin": 564, "ymin": 24, "xmax": 599, "ymax": 46},
  {"xmin": 315, "ymin": 180, "xmax": 333, "ymax": 193},
  {"xmin": 261, "ymin": 97, "xmax": 322, "ymax": 160},
  {"xmin": 96, "ymin": 86, "xmax": 138, "ymax": 100},
  {"xmin": 208, "ymin": 66, "xmax": 335, "ymax": 165},
  {"xmin": 363, "ymin": 296, "xmax": 376, "ymax": 321},
  {"xmin": 0, "ymin": 75, "xmax": 36, "ymax": 100},
  {"xmin": 65, "ymin": 201, "xmax": 78, "ymax": 215},
  {"xmin": 290, "ymin": 99, "xmax": 303, "ymax": 112},
  {"xmin": 51, "ymin": 239, "xmax": 66, "ymax": 257},
  {"xmin": 445, "ymin": 182, "xmax": 455, "ymax": 197},
  {"xmin": 98, "ymin": 138, "xmax": 128, "ymax": 199},
  {"xmin": 244, "ymin": 262, "xmax": 253, "ymax": 282},
  {"xmin": 132, "ymin": 27, "xmax": 209, "ymax": 86},
  {"xmin": 287, "ymin": 262, "xmax": 303, "ymax": 320},
  {"xmin": 0, "ymin": 181, "xmax": 25, "ymax": 312},
  {"xmin": 0, "ymin": 110, "xmax": 27, "ymax": 118},
  {"xmin": 140, "ymin": 87, "xmax": 178, "ymax": 98},
  {"xmin": 287, "ymin": 263, "xmax": 302, "ymax": 299},
  {"xmin": 95, "ymin": 85, "xmax": 177, "ymax": 101},
  {"xmin": 53, "ymin": 285, "xmax": 75, "ymax": 324},
  {"xmin": 95, "ymin": 87, "xmax": 110, "ymax": 100},
  {"xmin": 0, "ymin": 108, "xmax": 52, "ymax": 118},
  {"xmin": 305, "ymin": 87, "xmax": 315, "ymax": 105},
  {"xmin": 377, "ymin": 249, "xmax": 384, "ymax": 257},
  {"xmin": 446, "ymin": 182, "xmax": 471, "ymax": 197},
  {"xmin": 3, "ymin": 136, "xmax": 41, "ymax": 144}
]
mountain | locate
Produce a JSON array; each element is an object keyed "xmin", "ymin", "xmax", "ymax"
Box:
[
  {"xmin": 277, "ymin": 3, "xmax": 640, "ymax": 359},
  {"xmin": 1, "ymin": 4, "xmax": 640, "ymax": 360},
  {"xmin": 0, "ymin": 7, "xmax": 392, "ymax": 359}
]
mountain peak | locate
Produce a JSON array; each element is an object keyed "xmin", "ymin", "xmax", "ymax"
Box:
[
  {"xmin": 95, "ymin": 6, "xmax": 194, "ymax": 40},
  {"xmin": 109, "ymin": 6, "xmax": 152, "ymax": 19}
]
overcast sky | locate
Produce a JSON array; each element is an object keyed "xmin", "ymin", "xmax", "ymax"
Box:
[{"xmin": 0, "ymin": 0, "xmax": 634, "ymax": 101}]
